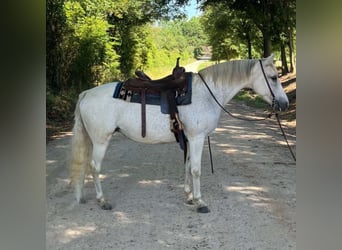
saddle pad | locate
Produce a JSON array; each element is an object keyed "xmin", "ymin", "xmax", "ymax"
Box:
[{"xmin": 113, "ymin": 73, "xmax": 192, "ymax": 112}]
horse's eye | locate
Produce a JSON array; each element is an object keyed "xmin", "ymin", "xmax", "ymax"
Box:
[{"xmin": 270, "ymin": 75, "xmax": 277, "ymax": 81}]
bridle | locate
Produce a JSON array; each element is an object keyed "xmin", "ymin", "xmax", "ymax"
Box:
[
  {"xmin": 258, "ymin": 60, "xmax": 277, "ymax": 109},
  {"xmin": 198, "ymin": 60, "xmax": 275, "ymax": 122},
  {"xmin": 198, "ymin": 59, "xmax": 296, "ymax": 173}
]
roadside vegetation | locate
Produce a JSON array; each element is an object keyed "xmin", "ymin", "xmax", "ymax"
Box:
[{"xmin": 47, "ymin": 0, "xmax": 296, "ymax": 140}]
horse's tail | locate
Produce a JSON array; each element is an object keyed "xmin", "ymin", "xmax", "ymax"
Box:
[{"xmin": 69, "ymin": 90, "xmax": 92, "ymax": 202}]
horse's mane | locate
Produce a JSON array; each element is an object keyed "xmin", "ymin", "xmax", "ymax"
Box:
[{"xmin": 198, "ymin": 59, "xmax": 258, "ymax": 86}]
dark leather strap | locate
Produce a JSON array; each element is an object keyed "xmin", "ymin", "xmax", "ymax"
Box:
[{"xmin": 141, "ymin": 88, "xmax": 146, "ymax": 137}]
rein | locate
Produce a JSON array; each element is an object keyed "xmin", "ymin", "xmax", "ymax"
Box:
[
  {"xmin": 198, "ymin": 60, "xmax": 296, "ymax": 172},
  {"xmin": 198, "ymin": 72, "xmax": 274, "ymax": 122}
]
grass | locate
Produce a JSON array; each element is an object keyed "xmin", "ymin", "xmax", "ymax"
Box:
[
  {"xmin": 233, "ymin": 89, "xmax": 269, "ymax": 109},
  {"xmin": 145, "ymin": 58, "xmax": 197, "ymax": 79},
  {"xmin": 197, "ymin": 61, "xmax": 216, "ymax": 71}
]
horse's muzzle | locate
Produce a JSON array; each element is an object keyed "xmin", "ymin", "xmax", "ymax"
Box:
[{"xmin": 272, "ymin": 98, "xmax": 289, "ymax": 112}]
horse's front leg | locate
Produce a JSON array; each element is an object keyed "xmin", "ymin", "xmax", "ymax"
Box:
[
  {"xmin": 184, "ymin": 143, "xmax": 193, "ymax": 205},
  {"xmin": 189, "ymin": 135, "xmax": 210, "ymax": 213}
]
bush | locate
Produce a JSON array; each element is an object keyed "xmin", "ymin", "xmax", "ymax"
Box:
[{"xmin": 46, "ymin": 92, "xmax": 76, "ymax": 123}]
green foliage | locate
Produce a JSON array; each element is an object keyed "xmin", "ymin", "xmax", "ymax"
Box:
[
  {"xmin": 46, "ymin": 0, "xmax": 200, "ymax": 127},
  {"xmin": 46, "ymin": 92, "xmax": 77, "ymax": 122},
  {"xmin": 47, "ymin": 0, "xmax": 194, "ymax": 96},
  {"xmin": 46, "ymin": 0, "xmax": 67, "ymax": 95},
  {"xmin": 201, "ymin": 4, "xmax": 261, "ymax": 61},
  {"xmin": 201, "ymin": 0, "xmax": 296, "ymax": 60},
  {"xmin": 63, "ymin": 0, "xmax": 120, "ymax": 91},
  {"xmin": 144, "ymin": 17, "xmax": 207, "ymax": 78}
]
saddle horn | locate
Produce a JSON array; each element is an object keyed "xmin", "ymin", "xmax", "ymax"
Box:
[{"xmin": 172, "ymin": 57, "xmax": 185, "ymax": 79}]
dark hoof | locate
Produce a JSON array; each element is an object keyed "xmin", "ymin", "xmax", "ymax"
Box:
[
  {"xmin": 197, "ymin": 206, "xmax": 210, "ymax": 213},
  {"xmin": 79, "ymin": 198, "xmax": 86, "ymax": 204},
  {"xmin": 100, "ymin": 202, "xmax": 113, "ymax": 210}
]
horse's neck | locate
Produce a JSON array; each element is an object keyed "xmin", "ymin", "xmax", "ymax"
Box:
[
  {"xmin": 197, "ymin": 74, "xmax": 248, "ymax": 106},
  {"xmin": 220, "ymin": 84, "xmax": 246, "ymax": 105}
]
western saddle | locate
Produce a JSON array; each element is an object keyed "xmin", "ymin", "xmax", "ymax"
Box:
[{"xmin": 123, "ymin": 58, "xmax": 188, "ymax": 159}]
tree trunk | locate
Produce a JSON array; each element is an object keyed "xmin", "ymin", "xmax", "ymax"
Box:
[
  {"xmin": 262, "ymin": 29, "xmax": 272, "ymax": 58},
  {"xmin": 247, "ymin": 32, "xmax": 252, "ymax": 59},
  {"xmin": 280, "ymin": 42, "xmax": 289, "ymax": 75},
  {"xmin": 261, "ymin": 0, "xmax": 272, "ymax": 58},
  {"xmin": 288, "ymin": 28, "xmax": 296, "ymax": 73}
]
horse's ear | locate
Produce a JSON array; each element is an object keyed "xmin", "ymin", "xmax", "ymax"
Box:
[{"xmin": 265, "ymin": 53, "xmax": 275, "ymax": 64}]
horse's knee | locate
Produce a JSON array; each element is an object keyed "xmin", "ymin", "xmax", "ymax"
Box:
[{"xmin": 191, "ymin": 168, "xmax": 201, "ymax": 177}]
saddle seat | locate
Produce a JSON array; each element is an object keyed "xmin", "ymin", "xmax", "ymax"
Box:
[{"xmin": 124, "ymin": 58, "xmax": 187, "ymax": 92}]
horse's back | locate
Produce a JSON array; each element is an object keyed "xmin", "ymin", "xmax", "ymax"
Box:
[{"xmin": 78, "ymin": 82, "xmax": 176, "ymax": 144}]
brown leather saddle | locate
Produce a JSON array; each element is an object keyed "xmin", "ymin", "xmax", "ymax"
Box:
[{"xmin": 122, "ymin": 58, "xmax": 188, "ymax": 159}]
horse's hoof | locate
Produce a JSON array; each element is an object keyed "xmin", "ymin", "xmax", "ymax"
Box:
[
  {"xmin": 79, "ymin": 198, "xmax": 86, "ymax": 204},
  {"xmin": 197, "ymin": 206, "xmax": 210, "ymax": 213},
  {"xmin": 100, "ymin": 202, "xmax": 113, "ymax": 210},
  {"xmin": 186, "ymin": 199, "xmax": 194, "ymax": 205}
]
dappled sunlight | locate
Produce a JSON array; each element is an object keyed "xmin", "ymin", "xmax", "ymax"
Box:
[
  {"xmin": 46, "ymin": 160, "xmax": 57, "ymax": 165},
  {"xmin": 210, "ymin": 114, "xmax": 296, "ymax": 162},
  {"xmin": 277, "ymin": 140, "xmax": 296, "ymax": 147},
  {"xmin": 113, "ymin": 211, "xmax": 134, "ymax": 224},
  {"xmin": 138, "ymin": 179, "xmax": 163, "ymax": 186},
  {"xmin": 215, "ymin": 142, "xmax": 256, "ymax": 156},
  {"xmin": 226, "ymin": 183, "xmax": 273, "ymax": 209},
  {"xmin": 84, "ymin": 174, "xmax": 107, "ymax": 183},
  {"xmin": 221, "ymin": 148, "xmax": 254, "ymax": 156},
  {"xmin": 214, "ymin": 124, "xmax": 273, "ymax": 140},
  {"xmin": 62, "ymin": 225, "xmax": 96, "ymax": 244},
  {"xmin": 50, "ymin": 131, "xmax": 73, "ymax": 141},
  {"xmin": 99, "ymin": 174, "xmax": 107, "ymax": 180},
  {"xmin": 227, "ymin": 185, "xmax": 267, "ymax": 194},
  {"xmin": 117, "ymin": 173, "xmax": 130, "ymax": 178},
  {"xmin": 215, "ymin": 127, "xmax": 229, "ymax": 132},
  {"xmin": 232, "ymin": 134, "xmax": 270, "ymax": 140}
]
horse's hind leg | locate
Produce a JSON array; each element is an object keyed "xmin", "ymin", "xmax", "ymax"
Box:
[{"xmin": 91, "ymin": 142, "xmax": 113, "ymax": 210}]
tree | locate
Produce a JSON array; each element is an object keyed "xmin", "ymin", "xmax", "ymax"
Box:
[
  {"xmin": 46, "ymin": 0, "xmax": 66, "ymax": 94},
  {"xmin": 63, "ymin": 0, "xmax": 120, "ymax": 91},
  {"xmin": 201, "ymin": 3, "xmax": 259, "ymax": 60},
  {"xmin": 201, "ymin": 0, "xmax": 296, "ymax": 60},
  {"xmin": 47, "ymin": 0, "xmax": 193, "ymax": 94}
]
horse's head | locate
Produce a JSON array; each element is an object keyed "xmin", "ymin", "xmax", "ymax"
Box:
[{"xmin": 251, "ymin": 54, "xmax": 289, "ymax": 111}]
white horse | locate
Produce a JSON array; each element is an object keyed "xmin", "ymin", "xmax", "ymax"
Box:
[{"xmin": 70, "ymin": 54, "xmax": 289, "ymax": 213}]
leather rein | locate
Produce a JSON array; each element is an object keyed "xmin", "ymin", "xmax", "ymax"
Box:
[{"xmin": 198, "ymin": 60, "xmax": 296, "ymax": 174}]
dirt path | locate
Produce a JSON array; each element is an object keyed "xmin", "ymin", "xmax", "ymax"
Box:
[
  {"xmin": 184, "ymin": 59, "xmax": 209, "ymax": 72},
  {"xmin": 46, "ymin": 98, "xmax": 296, "ymax": 249}
]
